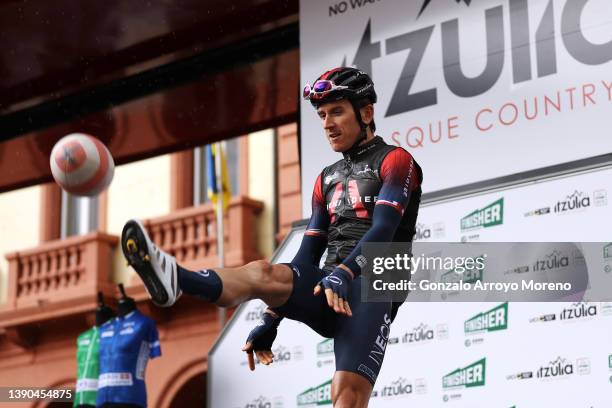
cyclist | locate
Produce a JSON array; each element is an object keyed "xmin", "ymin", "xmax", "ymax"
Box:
[{"xmin": 122, "ymin": 67, "xmax": 422, "ymax": 407}]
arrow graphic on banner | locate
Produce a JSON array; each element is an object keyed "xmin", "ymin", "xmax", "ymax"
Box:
[{"xmin": 418, "ymin": 0, "xmax": 473, "ymax": 18}]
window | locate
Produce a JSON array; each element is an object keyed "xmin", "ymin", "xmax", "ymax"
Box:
[
  {"xmin": 193, "ymin": 139, "xmax": 240, "ymax": 205},
  {"xmin": 60, "ymin": 191, "xmax": 99, "ymax": 237}
]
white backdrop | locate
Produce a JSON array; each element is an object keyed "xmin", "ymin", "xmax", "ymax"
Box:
[
  {"xmin": 209, "ymin": 166, "xmax": 612, "ymax": 407},
  {"xmin": 209, "ymin": 0, "xmax": 612, "ymax": 406},
  {"xmin": 300, "ymin": 0, "xmax": 612, "ymax": 215}
]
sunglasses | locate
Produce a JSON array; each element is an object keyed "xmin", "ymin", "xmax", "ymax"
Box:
[{"xmin": 303, "ymin": 80, "xmax": 349, "ymax": 100}]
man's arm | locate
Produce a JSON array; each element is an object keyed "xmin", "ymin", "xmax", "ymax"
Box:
[
  {"xmin": 291, "ymin": 173, "xmax": 330, "ymax": 266},
  {"xmin": 242, "ymin": 308, "xmax": 282, "ymax": 370},
  {"xmin": 241, "ymin": 174, "xmax": 330, "ymax": 368}
]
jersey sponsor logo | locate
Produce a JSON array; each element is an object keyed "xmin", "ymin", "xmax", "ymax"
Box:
[
  {"xmin": 355, "ymin": 164, "xmax": 378, "ymax": 177},
  {"xmin": 76, "ymin": 378, "xmax": 98, "ymax": 392},
  {"xmin": 327, "ymin": 183, "xmax": 344, "ymax": 220},
  {"xmin": 324, "ymin": 172, "xmax": 340, "ymax": 185},
  {"xmin": 327, "ymin": 195, "xmax": 380, "ymax": 208},
  {"xmin": 136, "ymin": 341, "xmax": 150, "ymax": 380},
  {"xmin": 348, "ymin": 180, "xmax": 369, "ymax": 218},
  {"xmin": 99, "ymin": 372, "xmax": 133, "ymax": 387},
  {"xmin": 119, "ymin": 327, "xmax": 135, "ymax": 335},
  {"xmin": 101, "ymin": 330, "xmax": 115, "ymax": 338}
]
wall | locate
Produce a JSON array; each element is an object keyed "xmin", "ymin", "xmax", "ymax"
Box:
[
  {"xmin": 106, "ymin": 155, "xmax": 171, "ymax": 285},
  {"xmin": 0, "ymin": 186, "xmax": 41, "ymax": 305},
  {"xmin": 248, "ymin": 129, "xmax": 276, "ymax": 259}
]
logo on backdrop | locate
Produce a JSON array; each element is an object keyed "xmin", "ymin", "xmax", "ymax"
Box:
[
  {"xmin": 554, "ymin": 191, "xmax": 592, "ymax": 214},
  {"xmin": 418, "ymin": 0, "xmax": 472, "ymax": 18},
  {"xmin": 415, "ymin": 222, "xmax": 446, "ymax": 241},
  {"xmin": 338, "ymin": 1, "xmax": 612, "ymax": 120},
  {"xmin": 297, "ymin": 380, "xmax": 332, "ymax": 406},
  {"xmin": 603, "ymin": 243, "xmax": 612, "ymax": 274},
  {"xmin": 532, "ymin": 250, "xmax": 570, "ymax": 272},
  {"xmin": 460, "ymin": 198, "xmax": 503, "ymax": 232},
  {"xmin": 241, "ymin": 395, "xmax": 284, "ymax": 408},
  {"xmin": 316, "ymin": 338, "xmax": 335, "ymax": 368},
  {"xmin": 594, "ymin": 190, "xmax": 608, "ymax": 207},
  {"xmin": 245, "ymin": 304, "xmax": 266, "ymax": 322},
  {"xmin": 442, "ymin": 358, "xmax": 486, "ymax": 389},
  {"xmin": 439, "ymin": 258, "xmax": 485, "ymax": 299},
  {"xmin": 464, "ymin": 303, "xmax": 508, "ymax": 347},
  {"xmin": 399, "ymin": 322, "xmax": 449, "ymax": 346},
  {"xmin": 303, "ymin": 0, "xmax": 612, "ymax": 199},
  {"xmin": 371, "ymin": 377, "xmax": 423, "ymax": 399},
  {"xmin": 240, "ymin": 345, "xmax": 303, "ymax": 368},
  {"xmin": 525, "ymin": 190, "xmax": 608, "ymax": 218},
  {"xmin": 600, "ymin": 302, "xmax": 612, "ymax": 316},
  {"xmin": 273, "ymin": 345, "xmax": 303, "ymax": 364},
  {"xmin": 529, "ymin": 302, "xmax": 597, "ymax": 324},
  {"xmin": 507, "ymin": 357, "xmax": 590, "ymax": 382}
]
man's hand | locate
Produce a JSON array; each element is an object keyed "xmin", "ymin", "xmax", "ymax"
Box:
[
  {"xmin": 314, "ymin": 266, "xmax": 353, "ymax": 316},
  {"xmin": 242, "ymin": 310, "xmax": 282, "ymax": 371}
]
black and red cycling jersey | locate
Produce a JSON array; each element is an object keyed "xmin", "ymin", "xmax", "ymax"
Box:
[{"xmin": 301, "ymin": 136, "xmax": 422, "ymax": 273}]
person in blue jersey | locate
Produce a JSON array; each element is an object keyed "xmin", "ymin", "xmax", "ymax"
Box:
[
  {"xmin": 121, "ymin": 67, "xmax": 422, "ymax": 408},
  {"xmin": 97, "ymin": 289, "xmax": 161, "ymax": 408}
]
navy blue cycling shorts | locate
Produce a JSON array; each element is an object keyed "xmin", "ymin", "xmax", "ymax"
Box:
[{"xmin": 272, "ymin": 263, "xmax": 399, "ymax": 385}]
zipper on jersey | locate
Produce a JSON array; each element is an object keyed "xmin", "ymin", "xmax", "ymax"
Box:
[{"xmin": 343, "ymin": 156, "xmax": 353, "ymax": 208}]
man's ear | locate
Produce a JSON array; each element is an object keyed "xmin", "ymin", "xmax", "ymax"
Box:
[{"xmin": 360, "ymin": 104, "xmax": 374, "ymax": 126}]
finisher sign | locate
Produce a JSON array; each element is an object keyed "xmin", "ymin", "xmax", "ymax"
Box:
[{"xmin": 300, "ymin": 0, "xmax": 612, "ymax": 215}]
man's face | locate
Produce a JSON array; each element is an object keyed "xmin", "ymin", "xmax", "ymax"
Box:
[{"xmin": 317, "ymin": 100, "xmax": 363, "ymax": 152}]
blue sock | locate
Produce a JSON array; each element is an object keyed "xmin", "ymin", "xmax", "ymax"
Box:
[{"xmin": 177, "ymin": 266, "xmax": 223, "ymax": 302}]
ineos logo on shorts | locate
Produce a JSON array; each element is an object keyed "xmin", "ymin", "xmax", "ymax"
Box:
[{"xmin": 326, "ymin": 276, "xmax": 343, "ymax": 285}]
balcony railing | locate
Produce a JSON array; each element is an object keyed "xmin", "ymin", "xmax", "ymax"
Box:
[
  {"xmin": 0, "ymin": 196, "xmax": 264, "ymax": 332},
  {"xmin": 1, "ymin": 232, "xmax": 118, "ymax": 328},
  {"xmin": 141, "ymin": 196, "xmax": 264, "ymax": 271}
]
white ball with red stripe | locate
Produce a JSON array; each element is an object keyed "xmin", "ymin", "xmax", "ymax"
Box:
[{"xmin": 50, "ymin": 133, "xmax": 115, "ymax": 196}]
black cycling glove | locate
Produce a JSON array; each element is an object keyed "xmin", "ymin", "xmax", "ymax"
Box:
[{"xmin": 245, "ymin": 310, "xmax": 283, "ymax": 351}]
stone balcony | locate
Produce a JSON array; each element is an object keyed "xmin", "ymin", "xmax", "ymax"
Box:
[
  {"xmin": 0, "ymin": 196, "xmax": 263, "ymax": 346},
  {"xmin": 142, "ymin": 196, "xmax": 264, "ymax": 271}
]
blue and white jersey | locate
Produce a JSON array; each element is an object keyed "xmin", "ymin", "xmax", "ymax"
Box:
[{"xmin": 97, "ymin": 310, "xmax": 161, "ymax": 408}]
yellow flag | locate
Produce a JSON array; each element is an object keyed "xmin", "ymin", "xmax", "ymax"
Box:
[{"xmin": 206, "ymin": 143, "xmax": 231, "ymax": 211}]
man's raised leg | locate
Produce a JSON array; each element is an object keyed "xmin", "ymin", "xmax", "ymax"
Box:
[
  {"xmin": 121, "ymin": 219, "xmax": 293, "ymax": 308},
  {"xmin": 205, "ymin": 260, "xmax": 293, "ymax": 308}
]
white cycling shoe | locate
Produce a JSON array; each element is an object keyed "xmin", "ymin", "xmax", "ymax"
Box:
[{"xmin": 121, "ymin": 219, "xmax": 181, "ymax": 307}]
